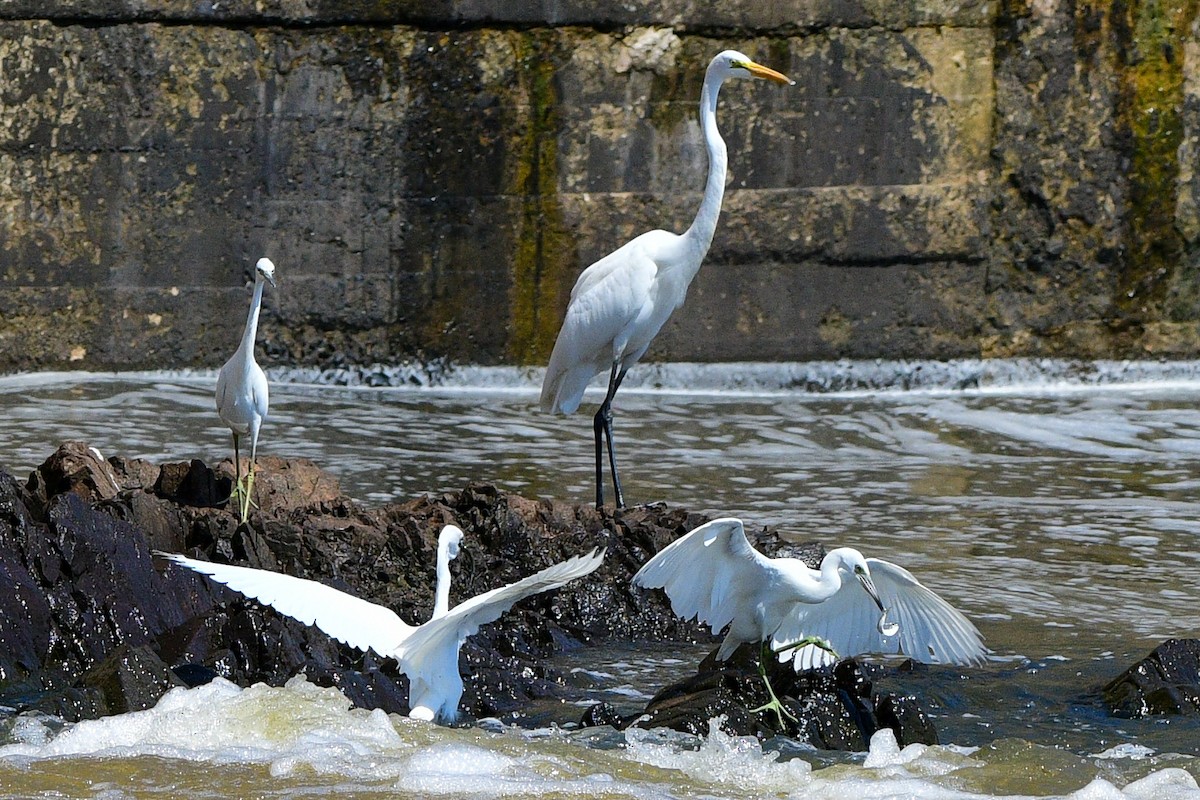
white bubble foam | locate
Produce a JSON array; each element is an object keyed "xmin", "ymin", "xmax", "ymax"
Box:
[{"xmin": 624, "ymin": 718, "xmax": 813, "ymax": 792}]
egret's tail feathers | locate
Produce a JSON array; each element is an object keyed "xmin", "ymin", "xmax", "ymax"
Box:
[{"xmin": 540, "ymin": 362, "xmax": 597, "ymax": 415}]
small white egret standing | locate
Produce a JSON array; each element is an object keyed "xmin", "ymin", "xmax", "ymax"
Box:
[
  {"xmin": 215, "ymin": 256, "xmax": 276, "ymax": 522},
  {"xmin": 540, "ymin": 51, "xmax": 793, "ymax": 509},
  {"xmin": 633, "ymin": 518, "xmax": 987, "ymax": 724},
  {"xmin": 159, "ymin": 525, "xmax": 605, "ymax": 723}
]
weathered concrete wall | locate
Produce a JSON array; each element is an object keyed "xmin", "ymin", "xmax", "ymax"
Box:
[{"xmin": 0, "ymin": 1, "xmax": 1196, "ymax": 370}]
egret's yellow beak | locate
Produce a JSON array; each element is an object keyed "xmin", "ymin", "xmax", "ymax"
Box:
[{"xmin": 741, "ymin": 60, "xmax": 794, "ymax": 86}]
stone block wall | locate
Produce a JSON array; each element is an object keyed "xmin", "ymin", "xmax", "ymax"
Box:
[{"xmin": 0, "ymin": 1, "xmax": 1196, "ymax": 370}]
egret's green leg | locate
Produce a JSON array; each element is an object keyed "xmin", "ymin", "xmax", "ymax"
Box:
[
  {"xmin": 772, "ymin": 635, "xmax": 839, "ymax": 662},
  {"xmin": 227, "ymin": 433, "xmax": 247, "ymax": 511},
  {"xmin": 238, "ymin": 465, "xmax": 258, "ymax": 522},
  {"xmin": 749, "ymin": 637, "xmax": 841, "ymax": 729},
  {"xmin": 749, "ymin": 639, "xmax": 796, "ymax": 728}
]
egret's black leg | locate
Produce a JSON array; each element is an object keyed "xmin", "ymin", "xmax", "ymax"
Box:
[
  {"xmin": 605, "ymin": 367, "xmax": 628, "ymax": 509},
  {"xmin": 592, "ymin": 363, "xmax": 628, "ymax": 509},
  {"xmin": 233, "ymin": 433, "xmax": 241, "ymax": 489},
  {"xmin": 592, "ymin": 405, "xmax": 607, "ymax": 508}
]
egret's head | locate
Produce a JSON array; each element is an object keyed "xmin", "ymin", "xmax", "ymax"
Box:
[
  {"xmin": 254, "ymin": 257, "xmax": 277, "ymax": 288},
  {"xmin": 830, "ymin": 547, "xmax": 886, "ymax": 613},
  {"xmin": 439, "ymin": 524, "xmax": 465, "ymax": 560},
  {"xmin": 711, "ymin": 49, "xmax": 794, "ymax": 86}
]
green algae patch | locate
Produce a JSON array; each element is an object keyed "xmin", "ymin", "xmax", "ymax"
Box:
[
  {"xmin": 1116, "ymin": 0, "xmax": 1199, "ymax": 322},
  {"xmin": 506, "ymin": 33, "xmax": 576, "ymax": 366}
]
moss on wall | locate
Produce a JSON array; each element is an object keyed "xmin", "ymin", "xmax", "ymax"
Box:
[
  {"xmin": 1115, "ymin": 0, "xmax": 1199, "ymax": 323},
  {"xmin": 506, "ymin": 32, "xmax": 575, "ymax": 364}
]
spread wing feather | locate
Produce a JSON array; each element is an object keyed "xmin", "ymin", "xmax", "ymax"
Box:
[
  {"xmin": 773, "ymin": 558, "xmax": 987, "ymax": 671},
  {"xmin": 160, "ymin": 552, "xmax": 416, "ymax": 656},
  {"xmin": 632, "ymin": 518, "xmax": 770, "ymax": 637},
  {"xmin": 540, "ymin": 234, "xmax": 663, "ymax": 414}
]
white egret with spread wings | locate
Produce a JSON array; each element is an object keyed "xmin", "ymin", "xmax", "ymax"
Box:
[{"xmin": 160, "ymin": 525, "xmax": 605, "ymax": 723}]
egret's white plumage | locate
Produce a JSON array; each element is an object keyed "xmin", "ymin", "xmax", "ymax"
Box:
[
  {"xmin": 540, "ymin": 51, "xmax": 792, "ymax": 509},
  {"xmin": 431, "ymin": 524, "xmax": 464, "ymax": 620},
  {"xmin": 633, "ymin": 518, "xmax": 987, "ymax": 671},
  {"xmin": 159, "ymin": 526, "xmax": 605, "ymax": 723},
  {"xmin": 215, "ymin": 256, "xmax": 276, "ymax": 522}
]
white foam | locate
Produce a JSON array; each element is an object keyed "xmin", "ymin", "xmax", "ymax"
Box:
[
  {"xmin": 1, "ymin": 683, "xmax": 1198, "ymax": 800},
  {"xmin": 23, "ymin": 358, "xmax": 1200, "ymax": 397},
  {"xmin": 394, "ymin": 743, "xmax": 642, "ymax": 797},
  {"xmin": 1093, "ymin": 743, "xmax": 1156, "ymax": 761},
  {"xmin": 624, "ymin": 718, "xmax": 814, "ymax": 791},
  {"xmin": 0, "ymin": 677, "xmax": 407, "ymax": 780}
]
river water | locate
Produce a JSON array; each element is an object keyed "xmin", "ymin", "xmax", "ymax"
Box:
[{"xmin": 1, "ymin": 360, "xmax": 1199, "ymax": 798}]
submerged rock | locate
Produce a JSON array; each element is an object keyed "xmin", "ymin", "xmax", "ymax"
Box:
[{"xmin": 1103, "ymin": 639, "xmax": 1200, "ymax": 717}]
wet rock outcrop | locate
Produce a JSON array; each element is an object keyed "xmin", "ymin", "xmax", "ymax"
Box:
[
  {"xmin": 585, "ymin": 642, "xmax": 939, "ymax": 749},
  {"xmin": 0, "ymin": 441, "xmax": 946, "ymax": 749},
  {"xmin": 0, "ymin": 442, "xmax": 719, "ymax": 723},
  {"xmin": 1103, "ymin": 639, "xmax": 1200, "ymax": 717}
]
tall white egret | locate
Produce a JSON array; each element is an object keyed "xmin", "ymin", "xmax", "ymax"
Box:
[
  {"xmin": 633, "ymin": 518, "xmax": 987, "ymax": 724},
  {"xmin": 215, "ymin": 256, "xmax": 276, "ymax": 522},
  {"xmin": 540, "ymin": 51, "xmax": 793, "ymax": 509},
  {"xmin": 158, "ymin": 527, "xmax": 606, "ymax": 723}
]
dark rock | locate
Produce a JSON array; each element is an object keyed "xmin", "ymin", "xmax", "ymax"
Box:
[
  {"xmin": 154, "ymin": 460, "xmax": 228, "ymax": 508},
  {"xmin": 1103, "ymin": 639, "xmax": 1200, "ymax": 717},
  {"xmin": 0, "ymin": 443, "xmax": 948, "ymax": 744},
  {"xmin": 621, "ymin": 643, "xmax": 938, "ymax": 750},
  {"xmin": 81, "ymin": 644, "xmax": 185, "ymax": 715},
  {"xmin": 170, "ymin": 662, "xmax": 219, "ymax": 688},
  {"xmin": 24, "ymin": 442, "xmax": 123, "ymax": 520},
  {"xmin": 0, "ymin": 445, "xmax": 713, "ymax": 724},
  {"xmin": 875, "ymin": 693, "xmax": 939, "ymax": 747},
  {"xmin": 581, "ymin": 701, "xmax": 623, "ymax": 728}
]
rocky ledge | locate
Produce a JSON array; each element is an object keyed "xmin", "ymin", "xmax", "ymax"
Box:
[{"xmin": 1, "ymin": 443, "xmax": 1197, "ymax": 750}]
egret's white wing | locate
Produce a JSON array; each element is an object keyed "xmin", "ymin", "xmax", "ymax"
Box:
[
  {"xmin": 540, "ymin": 237, "xmax": 660, "ymax": 414},
  {"xmin": 160, "ymin": 552, "xmax": 416, "ymax": 656},
  {"xmin": 395, "ymin": 548, "xmax": 606, "ymax": 720},
  {"xmin": 215, "ymin": 367, "xmax": 231, "ymax": 415},
  {"xmin": 632, "ymin": 518, "xmax": 771, "ymax": 644},
  {"xmin": 249, "ymin": 363, "xmax": 270, "ymax": 421},
  {"xmin": 773, "ymin": 558, "xmax": 987, "ymax": 670}
]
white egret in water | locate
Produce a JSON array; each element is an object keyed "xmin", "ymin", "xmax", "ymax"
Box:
[
  {"xmin": 215, "ymin": 256, "xmax": 276, "ymax": 522},
  {"xmin": 540, "ymin": 51, "xmax": 793, "ymax": 509},
  {"xmin": 159, "ymin": 526, "xmax": 605, "ymax": 723},
  {"xmin": 633, "ymin": 518, "xmax": 987, "ymax": 725}
]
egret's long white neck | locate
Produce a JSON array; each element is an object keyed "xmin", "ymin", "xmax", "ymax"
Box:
[
  {"xmin": 432, "ymin": 540, "xmax": 454, "ymax": 619},
  {"xmin": 682, "ymin": 68, "xmax": 730, "ymax": 267},
  {"xmin": 813, "ymin": 553, "xmax": 848, "ymax": 603},
  {"xmin": 238, "ymin": 277, "xmax": 266, "ymax": 358}
]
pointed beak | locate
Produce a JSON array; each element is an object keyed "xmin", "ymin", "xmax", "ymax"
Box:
[
  {"xmin": 264, "ymin": 273, "xmax": 277, "ymax": 289},
  {"xmin": 743, "ymin": 60, "xmax": 795, "ymax": 86},
  {"xmin": 857, "ymin": 573, "xmax": 886, "ymax": 613}
]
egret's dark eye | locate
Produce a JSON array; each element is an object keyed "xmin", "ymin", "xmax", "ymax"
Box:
[{"xmin": 854, "ymin": 565, "xmax": 865, "ymax": 575}]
